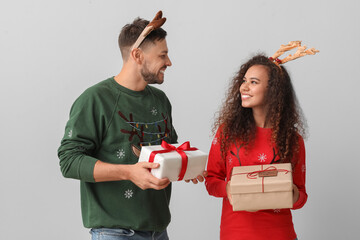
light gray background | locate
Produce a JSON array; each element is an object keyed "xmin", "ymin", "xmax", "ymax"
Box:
[{"xmin": 1, "ymin": 0, "xmax": 359, "ymax": 239}]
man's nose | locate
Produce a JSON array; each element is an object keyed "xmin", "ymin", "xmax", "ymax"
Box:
[{"xmin": 166, "ymin": 56, "xmax": 172, "ymax": 67}]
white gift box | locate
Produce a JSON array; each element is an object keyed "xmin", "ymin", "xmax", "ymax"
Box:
[{"xmin": 138, "ymin": 142, "xmax": 208, "ymax": 182}]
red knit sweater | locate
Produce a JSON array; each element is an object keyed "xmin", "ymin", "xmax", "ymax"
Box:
[{"xmin": 205, "ymin": 127, "xmax": 307, "ymax": 240}]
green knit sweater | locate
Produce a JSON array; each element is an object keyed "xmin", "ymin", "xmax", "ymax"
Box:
[{"xmin": 58, "ymin": 77, "xmax": 178, "ymax": 231}]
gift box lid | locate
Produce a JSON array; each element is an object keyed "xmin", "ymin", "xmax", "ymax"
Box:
[
  {"xmin": 138, "ymin": 142, "xmax": 208, "ymax": 181},
  {"xmin": 139, "ymin": 143, "xmax": 207, "ymax": 159},
  {"xmin": 230, "ymin": 163, "xmax": 293, "ymax": 194}
]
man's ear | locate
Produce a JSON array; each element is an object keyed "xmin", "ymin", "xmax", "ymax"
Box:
[{"xmin": 130, "ymin": 48, "xmax": 144, "ymax": 65}]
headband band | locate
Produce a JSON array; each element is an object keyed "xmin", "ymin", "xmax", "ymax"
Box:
[{"xmin": 131, "ymin": 10, "xmax": 166, "ymax": 50}]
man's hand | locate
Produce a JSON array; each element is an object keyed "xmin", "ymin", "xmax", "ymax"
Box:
[
  {"xmin": 93, "ymin": 160, "xmax": 170, "ymax": 190},
  {"xmin": 184, "ymin": 171, "xmax": 208, "ymax": 184},
  {"xmin": 128, "ymin": 162, "xmax": 170, "ymax": 190}
]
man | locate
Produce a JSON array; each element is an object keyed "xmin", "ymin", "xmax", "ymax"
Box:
[{"xmin": 58, "ymin": 12, "xmax": 203, "ymax": 240}]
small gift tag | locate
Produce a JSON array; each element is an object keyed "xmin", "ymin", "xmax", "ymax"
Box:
[{"xmin": 259, "ymin": 170, "xmax": 278, "ymax": 177}]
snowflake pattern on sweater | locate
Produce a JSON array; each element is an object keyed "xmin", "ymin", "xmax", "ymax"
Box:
[
  {"xmin": 124, "ymin": 189, "xmax": 134, "ymax": 199},
  {"xmin": 258, "ymin": 153, "xmax": 267, "ymax": 162},
  {"xmin": 116, "ymin": 148, "xmax": 125, "ymax": 159}
]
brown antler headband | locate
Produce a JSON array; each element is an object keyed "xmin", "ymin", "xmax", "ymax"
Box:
[
  {"xmin": 269, "ymin": 41, "xmax": 319, "ymax": 66},
  {"xmin": 131, "ymin": 10, "xmax": 166, "ymax": 50}
]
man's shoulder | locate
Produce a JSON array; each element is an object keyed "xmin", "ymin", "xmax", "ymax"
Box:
[
  {"xmin": 75, "ymin": 78, "xmax": 119, "ymax": 102},
  {"xmin": 84, "ymin": 77, "xmax": 115, "ymax": 96},
  {"xmin": 73, "ymin": 77, "xmax": 117, "ymax": 106}
]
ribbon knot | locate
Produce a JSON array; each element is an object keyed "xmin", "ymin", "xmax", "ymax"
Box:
[
  {"xmin": 247, "ymin": 166, "xmax": 277, "ymax": 179},
  {"xmin": 232, "ymin": 165, "xmax": 291, "ymax": 193},
  {"xmin": 148, "ymin": 141, "xmax": 198, "ymax": 181}
]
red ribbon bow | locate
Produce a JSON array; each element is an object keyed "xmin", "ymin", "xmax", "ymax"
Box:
[{"xmin": 148, "ymin": 141, "xmax": 198, "ymax": 181}]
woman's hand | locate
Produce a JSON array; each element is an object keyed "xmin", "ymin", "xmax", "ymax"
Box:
[
  {"xmin": 226, "ymin": 181, "xmax": 233, "ymax": 206},
  {"xmin": 293, "ymin": 184, "xmax": 300, "ymax": 204},
  {"xmin": 184, "ymin": 171, "xmax": 208, "ymax": 184}
]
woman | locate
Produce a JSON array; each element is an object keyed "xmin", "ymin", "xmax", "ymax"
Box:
[{"xmin": 205, "ymin": 54, "xmax": 307, "ymax": 240}]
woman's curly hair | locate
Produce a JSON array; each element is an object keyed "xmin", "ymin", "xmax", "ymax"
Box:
[{"xmin": 214, "ymin": 54, "xmax": 306, "ymax": 166}]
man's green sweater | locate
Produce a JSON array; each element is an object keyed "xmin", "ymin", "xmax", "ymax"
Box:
[{"xmin": 58, "ymin": 77, "xmax": 178, "ymax": 231}]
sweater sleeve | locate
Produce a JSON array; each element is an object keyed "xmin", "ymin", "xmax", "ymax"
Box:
[
  {"xmin": 205, "ymin": 129, "xmax": 228, "ymax": 198},
  {"xmin": 292, "ymin": 136, "xmax": 308, "ymax": 209},
  {"xmin": 57, "ymin": 91, "xmax": 105, "ymax": 183}
]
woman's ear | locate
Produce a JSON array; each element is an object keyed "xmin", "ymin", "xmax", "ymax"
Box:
[{"xmin": 130, "ymin": 48, "xmax": 144, "ymax": 65}]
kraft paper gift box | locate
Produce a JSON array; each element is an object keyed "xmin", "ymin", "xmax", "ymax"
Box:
[
  {"xmin": 138, "ymin": 141, "xmax": 208, "ymax": 182},
  {"xmin": 229, "ymin": 163, "xmax": 293, "ymax": 211}
]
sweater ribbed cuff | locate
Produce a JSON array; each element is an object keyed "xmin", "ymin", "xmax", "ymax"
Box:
[
  {"xmin": 292, "ymin": 191, "xmax": 307, "ymax": 210},
  {"xmin": 79, "ymin": 155, "xmax": 98, "ymax": 183}
]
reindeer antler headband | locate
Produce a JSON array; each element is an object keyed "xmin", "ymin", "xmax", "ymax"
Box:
[
  {"xmin": 131, "ymin": 10, "xmax": 166, "ymax": 50},
  {"xmin": 269, "ymin": 41, "xmax": 319, "ymax": 66}
]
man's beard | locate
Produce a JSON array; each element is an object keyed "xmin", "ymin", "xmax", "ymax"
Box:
[{"xmin": 141, "ymin": 62, "xmax": 163, "ymax": 84}]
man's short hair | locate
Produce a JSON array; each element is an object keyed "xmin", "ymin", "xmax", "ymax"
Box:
[{"xmin": 118, "ymin": 17, "xmax": 167, "ymax": 60}]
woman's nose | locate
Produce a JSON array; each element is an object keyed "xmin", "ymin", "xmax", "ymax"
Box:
[{"xmin": 240, "ymin": 81, "xmax": 248, "ymax": 91}]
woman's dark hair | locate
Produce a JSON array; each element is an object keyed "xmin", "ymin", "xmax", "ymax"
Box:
[{"xmin": 214, "ymin": 54, "xmax": 306, "ymax": 166}]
